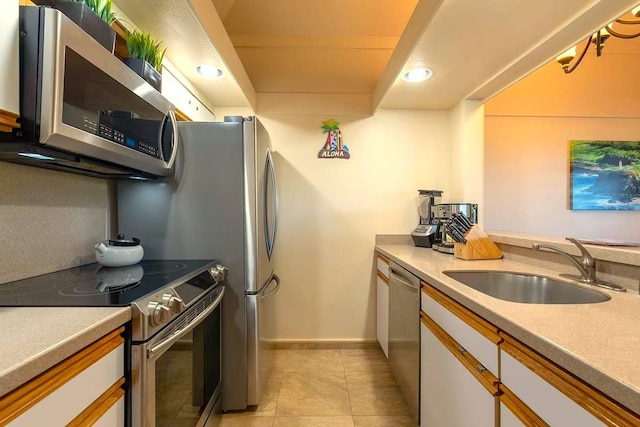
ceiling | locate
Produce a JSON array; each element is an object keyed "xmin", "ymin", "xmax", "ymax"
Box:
[{"xmin": 114, "ymin": 0, "xmax": 640, "ymax": 113}]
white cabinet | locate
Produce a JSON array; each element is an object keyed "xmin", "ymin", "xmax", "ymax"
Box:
[
  {"xmin": 420, "ymin": 284, "xmax": 500, "ymax": 377},
  {"xmin": 420, "ymin": 316, "xmax": 496, "ymax": 427},
  {"xmin": 0, "ymin": 327, "xmax": 126, "ymax": 426},
  {"xmin": 0, "ymin": 0, "xmax": 20, "ymax": 132},
  {"xmin": 375, "ymin": 253, "xmax": 389, "ymax": 357},
  {"xmin": 499, "ymin": 334, "xmax": 640, "ymax": 427},
  {"xmin": 500, "ymin": 402, "xmax": 526, "ymax": 427},
  {"xmin": 161, "ymin": 68, "xmax": 215, "ymax": 122}
]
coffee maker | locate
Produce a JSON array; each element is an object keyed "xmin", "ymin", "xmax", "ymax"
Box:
[
  {"xmin": 432, "ymin": 203, "xmax": 478, "ymax": 254},
  {"xmin": 411, "ymin": 190, "xmax": 443, "ymax": 248}
]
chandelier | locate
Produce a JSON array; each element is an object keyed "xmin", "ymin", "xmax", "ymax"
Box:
[{"xmin": 556, "ymin": 6, "xmax": 640, "ymax": 73}]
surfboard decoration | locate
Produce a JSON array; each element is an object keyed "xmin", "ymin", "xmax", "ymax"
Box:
[{"xmin": 318, "ymin": 119, "xmax": 350, "ymax": 159}]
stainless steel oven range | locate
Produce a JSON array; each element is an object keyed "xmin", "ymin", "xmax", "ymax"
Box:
[{"xmin": 0, "ymin": 259, "xmax": 226, "ymax": 427}]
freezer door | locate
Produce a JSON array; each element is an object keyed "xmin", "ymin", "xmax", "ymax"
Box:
[{"xmin": 246, "ymin": 274, "xmax": 280, "ymax": 405}]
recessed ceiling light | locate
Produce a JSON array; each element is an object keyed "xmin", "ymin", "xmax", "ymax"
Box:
[
  {"xmin": 196, "ymin": 64, "xmax": 224, "ymax": 79},
  {"xmin": 403, "ymin": 68, "xmax": 433, "ymax": 82}
]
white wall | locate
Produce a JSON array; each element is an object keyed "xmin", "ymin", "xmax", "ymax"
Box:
[
  {"xmin": 449, "ymin": 100, "xmax": 485, "ymax": 224},
  {"xmin": 257, "ymin": 109, "xmax": 451, "ymax": 341},
  {"xmin": 484, "ymin": 39, "xmax": 640, "ymax": 241},
  {"xmin": 0, "ymin": 0, "xmax": 19, "ymax": 117}
]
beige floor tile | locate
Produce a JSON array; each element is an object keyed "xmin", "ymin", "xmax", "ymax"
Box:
[
  {"xmin": 284, "ymin": 349, "xmax": 344, "ymax": 373},
  {"xmin": 272, "ymin": 350, "xmax": 290, "ymax": 375},
  {"xmin": 276, "ymin": 371, "xmax": 351, "ymax": 416},
  {"xmin": 255, "ymin": 374, "xmax": 283, "ymax": 415},
  {"xmin": 273, "ymin": 416, "xmax": 355, "ymax": 426},
  {"xmin": 170, "ymin": 419, "xmax": 205, "ymax": 427},
  {"xmin": 223, "ymin": 409, "xmax": 275, "ymax": 419},
  {"xmin": 352, "ymin": 415, "xmax": 417, "ymax": 427},
  {"xmin": 220, "ymin": 415, "xmax": 275, "ymax": 426},
  {"xmin": 345, "ymin": 371, "xmax": 410, "ymax": 416},
  {"xmin": 341, "ymin": 349, "xmax": 390, "ymax": 372}
]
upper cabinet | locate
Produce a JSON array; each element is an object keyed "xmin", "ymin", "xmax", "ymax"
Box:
[
  {"xmin": 161, "ymin": 67, "xmax": 215, "ymax": 122},
  {"xmin": 0, "ymin": 0, "xmax": 20, "ymax": 131}
]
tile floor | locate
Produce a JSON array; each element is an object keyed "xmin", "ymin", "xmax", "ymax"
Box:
[{"xmin": 220, "ymin": 347, "xmax": 417, "ymax": 427}]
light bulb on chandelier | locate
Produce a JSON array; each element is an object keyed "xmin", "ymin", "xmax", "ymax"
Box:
[{"xmin": 556, "ymin": 7, "xmax": 640, "ymax": 74}]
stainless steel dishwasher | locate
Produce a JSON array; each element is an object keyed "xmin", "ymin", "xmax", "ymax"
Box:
[{"xmin": 388, "ymin": 260, "xmax": 420, "ymax": 423}]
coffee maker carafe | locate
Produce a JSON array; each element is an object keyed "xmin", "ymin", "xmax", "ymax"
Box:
[{"xmin": 411, "ymin": 189, "xmax": 443, "ymax": 248}]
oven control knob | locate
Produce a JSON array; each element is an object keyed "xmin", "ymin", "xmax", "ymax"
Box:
[
  {"xmin": 162, "ymin": 294, "xmax": 184, "ymax": 314},
  {"xmin": 148, "ymin": 302, "xmax": 171, "ymax": 326},
  {"xmin": 208, "ymin": 265, "xmax": 228, "ymax": 283}
]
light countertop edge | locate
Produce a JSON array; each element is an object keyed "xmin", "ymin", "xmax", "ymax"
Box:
[
  {"xmin": 0, "ymin": 307, "xmax": 131, "ymax": 398},
  {"xmin": 376, "ymin": 243, "xmax": 640, "ymax": 415}
]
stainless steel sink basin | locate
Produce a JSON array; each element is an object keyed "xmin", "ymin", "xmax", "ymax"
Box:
[{"xmin": 442, "ymin": 271, "xmax": 611, "ymax": 304}]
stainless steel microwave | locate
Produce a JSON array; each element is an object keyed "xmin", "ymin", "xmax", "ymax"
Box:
[{"xmin": 0, "ymin": 6, "xmax": 178, "ymax": 179}]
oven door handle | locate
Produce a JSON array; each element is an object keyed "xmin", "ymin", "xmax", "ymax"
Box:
[{"xmin": 147, "ymin": 287, "xmax": 225, "ymax": 360}]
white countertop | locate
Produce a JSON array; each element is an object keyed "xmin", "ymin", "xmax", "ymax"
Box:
[
  {"xmin": 0, "ymin": 307, "xmax": 131, "ymax": 398},
  {"xmin": 376, "ymin": 244, "xmax": 640, "ymax": 415}
]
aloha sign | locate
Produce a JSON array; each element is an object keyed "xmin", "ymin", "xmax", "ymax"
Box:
[{"xmin": 318, "ymin": 119, "xmax": 350, "ymax": 159}]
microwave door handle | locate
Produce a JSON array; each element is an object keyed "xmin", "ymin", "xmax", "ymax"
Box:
[
  {"xmin": 165, "ymin": 110, "xmax": 180, "ymax": 169},
  {"xmin": 158, "ymin": 110, "xmax": 180, "ymax": 168},
  {"xmin": 147, "ymin": 287, "xmax": 224, "ymax": 360}
]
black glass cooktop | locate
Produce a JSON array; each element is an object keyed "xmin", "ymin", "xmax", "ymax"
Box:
[{"xmin": 0, "ymin": 260, "xmax": 217, "ymax": 307}]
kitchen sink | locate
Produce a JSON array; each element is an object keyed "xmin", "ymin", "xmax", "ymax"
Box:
[{"xmin": 442, "ymin": 271, "xmax": 611, "ymax": 304}]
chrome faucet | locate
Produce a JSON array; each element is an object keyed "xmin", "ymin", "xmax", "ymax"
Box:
[{"xmin": 532, "ymin": 237, "xmax": 626, "ymax": 292}]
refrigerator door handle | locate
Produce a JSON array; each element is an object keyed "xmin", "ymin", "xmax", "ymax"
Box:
[
  {"xmin": 264, "ymin": 149, "xmax": 278, "ymax": 259},
  {"xmin": 260, "ymin": 274, "xmax": 280, "ymax": 300}
]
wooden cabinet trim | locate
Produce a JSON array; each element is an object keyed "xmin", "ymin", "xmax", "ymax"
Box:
[
  {"xmin": 0, "ymin": 327, "xmax": 125, "ymax": 425},
  {"xmin": 174, "ymin": 108, "xmax": 192, "ymax": 122},
  {"xmin": 67, "ymin": 377, "xmax": 125, "ymax": 427},
  {"xmin": 500, "ymin": 332, "xmax": 640, "ymax": 426},
  {"xmin": 0, "ymin": 110, "xmax": 20, "ymax": 132},
  {"xmin": 376, "ymin": 271, "xmax": 389, "ymax": 285},
  {"xmin": 421, "ymin": 283, "xmax": 502, "ymax": 345},
  {"xmin": 500, "ymin": 384, "xmax": 550, "ymax": 427},
  {"xmin": 376, "ymin": 253, "xmax": 389, "ymax": 264},
  {"xmin": 421, "ymin": 312, "xmax": 500, "ymax": 396}
]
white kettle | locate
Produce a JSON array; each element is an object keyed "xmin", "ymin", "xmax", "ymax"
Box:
[{"xmin": 95, "ymin": 234, "xmax": 144, "ymax": 267}]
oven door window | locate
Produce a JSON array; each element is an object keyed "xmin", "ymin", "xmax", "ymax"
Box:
[{"xmin": 155, "ymin": 306, "xmax": 221, "ymax": 426}]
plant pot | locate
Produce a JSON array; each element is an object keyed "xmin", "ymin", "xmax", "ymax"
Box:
[
  {"xmin": 124, "ymin": 58, "xmax": 162, "ymax": 92},
  {"xmin": 52, "ymin": 1, "xmax": 116, "ymax": 53}
]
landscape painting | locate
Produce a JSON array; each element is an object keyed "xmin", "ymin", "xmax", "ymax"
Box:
[{"xmin": 569, "ymin": 140, "xmax": 640, "ymax": 210}]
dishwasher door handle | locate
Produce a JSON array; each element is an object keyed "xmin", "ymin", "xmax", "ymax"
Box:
[{"xmin": 389, "ymin": 270, "xmax": 420, "ymax": 290}]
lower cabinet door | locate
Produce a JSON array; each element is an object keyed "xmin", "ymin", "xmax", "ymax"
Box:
[
  {"xmin": 420, "ymin": 318, "xmax": 496, "ymax": 427},
  {"xmin": 501, "ymin": 348, "xmax": 606, "ymax": 427},
  {"xmin": 376, "ymin": 273, "xmax": 389, "ymax": 357},
  {"xmin": 92, "ymin": 392, "xmax": 125, "ymax": 427},
  {"xmin": 500, "ymin": 402, "xmax": 526, "ymax": 427}
]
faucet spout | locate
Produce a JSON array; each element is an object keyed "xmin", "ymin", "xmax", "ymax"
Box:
[
  {"xmin": 532, "ymin": 237, "xmax": 626, "ymax": 292},
  {"xmin": 532, "ymin": 240, "xmax": 592, "ymax": 281}
]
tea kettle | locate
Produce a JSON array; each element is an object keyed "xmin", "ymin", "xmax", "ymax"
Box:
[{"xmin": 95, "ymin": 234, "xmax": 144, "ymax": 267}]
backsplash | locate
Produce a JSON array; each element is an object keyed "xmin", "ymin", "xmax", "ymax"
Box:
[{"xmin": 0, "ymin": 162, "xmax": 110, "ymax": 284}]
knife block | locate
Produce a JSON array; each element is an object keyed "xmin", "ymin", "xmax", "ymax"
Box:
[{"xmin": 453, "ymin": 225, "xmax": 503, "ymax": 260}]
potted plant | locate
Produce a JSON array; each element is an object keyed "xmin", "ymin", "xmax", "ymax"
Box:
[
  {"xmin": 123, "ymin": 29, "xmax": 166, "ymax": 91},
  {"xmin": 51, "ymin": 0, "xmax": 117, "ymax": 53}
]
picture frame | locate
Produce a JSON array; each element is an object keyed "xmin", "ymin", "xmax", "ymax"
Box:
[{"xmin": 569, "ymin": 140, "xmax": 640, "ymax": 210}]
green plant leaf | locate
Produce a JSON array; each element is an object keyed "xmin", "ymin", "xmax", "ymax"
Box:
[
  {"xmin": 70, "ymin": 0, "xmax": 116, "ymax": 25},
  {"xmin": 125, "ymin": 29, "xmax": 166, "ymax": 72}
]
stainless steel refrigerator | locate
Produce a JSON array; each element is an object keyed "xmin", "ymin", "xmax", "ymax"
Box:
[{"xmin": 117, "ymin": 116, "xmax": 280, "ymax": 411}]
